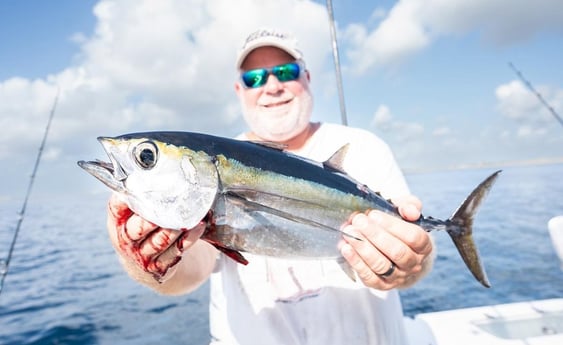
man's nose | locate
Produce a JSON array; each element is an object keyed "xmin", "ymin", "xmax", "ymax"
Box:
[{"xmin": 263, "ymin": 74, "xmax": 283, "ymax": 93}]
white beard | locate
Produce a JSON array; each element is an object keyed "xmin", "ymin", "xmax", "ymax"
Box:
[{"xmin": 242, "ymin": 89, "xmax": 314, "ymax": 142}]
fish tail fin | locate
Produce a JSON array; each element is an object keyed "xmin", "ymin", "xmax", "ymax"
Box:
[{"xmin": 445, "ymin": 170, "xmax": 501, "ymax": 288}]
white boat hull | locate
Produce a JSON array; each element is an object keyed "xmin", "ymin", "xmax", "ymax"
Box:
[
  {"xmin": 548, "ymin": 216, "xmax": 563, "ymax": 266},
  {"xmin": 405, "ymin": 298, "xmax": 563, "ymax": 345}
]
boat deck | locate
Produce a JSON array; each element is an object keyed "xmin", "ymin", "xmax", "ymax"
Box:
[{"xmin": 405, "ymin": 298, "xmax": 563, "ymax": 345}]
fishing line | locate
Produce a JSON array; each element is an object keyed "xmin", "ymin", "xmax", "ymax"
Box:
[
  {"xmin": 0, "ymin": 88, "xmax": 59, "ymax": 297},
  {"xmin": 508, "ymin": 62, "xmax": 563, "ymax": 128},
  {"xmin": 326, "ymin": 0, "xmax": 348, "ymax": 126}
]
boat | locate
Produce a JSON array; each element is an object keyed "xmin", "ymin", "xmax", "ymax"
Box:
[
  {"xmin": 548, "ymin": 215, "xmax": 563, "ymax": 267},
  {"xmin": 404, "ymin": 216, "xmax": 563, "ymax": 344},
  {"xmin": 405, "ymin": 298, "xmax": 563, "ymax": 344}
]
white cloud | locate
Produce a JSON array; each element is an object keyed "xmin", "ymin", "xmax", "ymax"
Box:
[
  {"xmin": 344, "ymin": 2, "xmax": 429, "ymax": 73},
  {"xmin": 371, "ymin": 104, "xmax": 393, "ymax": 128},
  {"xmin": 370, "ymin": 104, "xmax": 425, "ymax": 142},
  {"xmin": 369, "ymin": 7, "xmax": 387, "ymax": 23},
  {"xmin": 495, "ymin": 80, "xmax": 563, "ymax": 135},
  {"xmin": 0, "ymin": 0, "xmax": 337, "ymax": 199},
  {"xmin": 432, "ymin": 126, "xmax": 451, "ymax": 137},
  {"xmin": 2, "ymin": 0, "xmax": 562, "ymax": 199},
  {"xmin": 344, "ymin": 0, "xmax": 563, "ymax": 73},
  {"xmin": 0, "ymin": 0, "xmax": 332, "ymax": 163},
  {"xmin": 0, "ymin": 78, "xmax": 59, "ymax": 159},
  {"xmin": 420, "ymin": 0, "xmax": 563, "ymax": 43},
  {"xmin": 516, "ymin": 125, "xmax": 548, "ymax": 138}
]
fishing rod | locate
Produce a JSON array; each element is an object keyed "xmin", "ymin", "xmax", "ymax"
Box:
[
  {"xmin": 508, "ymin": 62, "xmax": 563, "ymax": 128},
  {"xmin": 326, "ymin": 0, "xmax": 348, "ymax": 126},
  {"xmin": 0, "ymin": 88, "xmax": 59, "ymax": 297}
]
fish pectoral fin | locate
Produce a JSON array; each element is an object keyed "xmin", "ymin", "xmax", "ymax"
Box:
[
  {"xmin": 224, "ymin": 190, "xmax": 361, "ymax": 240},
  {"xmin": 210, "ymin": 243, "xmax": 249, "ymax": 265}
]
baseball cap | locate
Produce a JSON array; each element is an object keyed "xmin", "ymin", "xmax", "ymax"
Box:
[{"xmin": 236, "ymin": 28, "xmax": 304, "ymax": 70}]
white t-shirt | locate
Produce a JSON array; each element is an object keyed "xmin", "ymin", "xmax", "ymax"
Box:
[{"xmin": 209, "ymin": 123, "xmax": 410, "ymax": 345}]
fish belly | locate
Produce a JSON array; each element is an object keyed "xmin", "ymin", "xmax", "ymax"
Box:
[{"xmin": 206, "ymin": 193, "xmax": 345, "ymax": 259}]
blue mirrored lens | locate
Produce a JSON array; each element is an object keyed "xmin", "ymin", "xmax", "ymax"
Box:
[
  {"xmin": 272, "ymin": 63, "xmax": 300, "ymax": 82},
  {"xmin": 241, "ymin": 69, "xmax": 268, "ymax": 88},
  {"xmin": 241, "ymin": 62, "xmax": 301, "ymax": 88}
]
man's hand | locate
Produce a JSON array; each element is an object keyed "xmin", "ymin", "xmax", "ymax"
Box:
[
  {"xmin": 106, "ymin": 193, "xmax": 206, "ymax": 283},
  {"xmin": 339, "ymin": 195, "xmax": 434, "ymax": 290}
]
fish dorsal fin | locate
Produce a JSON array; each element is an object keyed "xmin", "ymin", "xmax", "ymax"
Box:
[
  {"xmin": 249, "ymin": 140, "xmax": 288, "ymax": 151},
  {"xmin": 323, "ymin": 143, "xmax": 350, "ymax": 173}
]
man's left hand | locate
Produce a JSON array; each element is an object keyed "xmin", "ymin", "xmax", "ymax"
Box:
[{"xmin": 339, "ymin": 195, "xmax": 434, "ymax": 290}]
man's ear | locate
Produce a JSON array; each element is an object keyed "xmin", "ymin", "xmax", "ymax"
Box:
[{"xmin": 234, "ymin": 81, "xmax": 243, "ymax": 95}]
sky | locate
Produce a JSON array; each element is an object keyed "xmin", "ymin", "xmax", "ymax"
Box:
[{"xmin": 1, "ymin": 0, "xmax": 562, "ymax": 202}]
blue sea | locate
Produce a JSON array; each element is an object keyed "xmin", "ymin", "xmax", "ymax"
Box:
[{"xmin": 1, "ymin": 164, "xmax": 562, "ymax": 344}]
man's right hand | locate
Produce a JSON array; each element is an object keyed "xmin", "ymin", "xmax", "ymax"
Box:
[{"xmin": 106, "ymin": 193, "xmax": 207, "ymax": 283}]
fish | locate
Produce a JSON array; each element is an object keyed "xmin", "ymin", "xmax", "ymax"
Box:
[{"xmin": 77, "ymin": 131, "xmax": 500, "ymax": 288}]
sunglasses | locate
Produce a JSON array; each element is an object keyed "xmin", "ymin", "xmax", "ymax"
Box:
[{"xmin": 240, "ymin": 62, "xmax": 303, "ymax": 89}]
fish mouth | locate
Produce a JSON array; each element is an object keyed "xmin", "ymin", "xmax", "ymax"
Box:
[
  {"xmin": 78, "ymin": 159, "xmax": 125, "ymax": 192},
  {"xmin": 94, "ymin": 159, "xmax": 115, "ymax": 173},
  {"xmin": 77, "ymin": 137, "xmax": 127, "ymax": 192}
]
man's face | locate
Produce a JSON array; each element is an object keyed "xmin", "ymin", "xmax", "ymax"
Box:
[{"xmin": 235, "ymin": 46, "xmax": 313, "ymax": 142}]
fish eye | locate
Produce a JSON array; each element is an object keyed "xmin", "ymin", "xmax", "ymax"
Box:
[{"xmin": 134, "ymin": 141, "xmax": 158, "ymax": 169}]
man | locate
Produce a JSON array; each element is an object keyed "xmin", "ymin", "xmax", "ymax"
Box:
[{"xmin": 107, "ymin": 28, "xmax": 434, "ymax": 344}]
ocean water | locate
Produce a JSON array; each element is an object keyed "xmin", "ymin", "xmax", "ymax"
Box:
[{"xmin": 1, "ymin": 164, "xmax": 562, "ymax": 344}]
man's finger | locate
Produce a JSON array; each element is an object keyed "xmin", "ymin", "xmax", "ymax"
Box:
[
  {"xmin": 139, "ymin": 228, "xmax": 183, "ymax": 258},
  {"xmin": 391, "ymin": 195, "xmax": 422, "ymax": 221},
  {"xmin": 124, "ymin": 214, "xmax": 160, "ymax": 242},
  {"xmin": 108, "ymin": 193, "xmax": 133, "ymax": 225},
  {"xmin": 367, "ymin": 210, "xmax": 432, "ymax": 255}
]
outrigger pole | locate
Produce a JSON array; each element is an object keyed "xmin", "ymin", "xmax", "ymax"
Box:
[
  {"xmin": 0, "ymin": 88, "xmax": 59, "ymax": 298},
  {"xmin": 508, "ymin": 62, "xmax": 563, "ymax": 128},
  {"xmin": 326, "ymin": 0, "xmax": 348, "ymax": 126}
]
